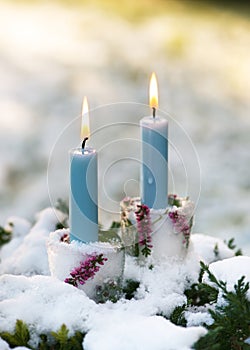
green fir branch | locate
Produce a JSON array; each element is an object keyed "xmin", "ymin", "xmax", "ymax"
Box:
[
  {"xmin": 169, "ymin": 305, "xmax": 187, "ymax": 327},
  {"xmin": 225, "ymin": 238, "xmax": 243, "ymax": 256},
  {"xmin": 38, "ymin": 326, "xmax": 85, "ymax": 350},
  {"xmin": 200, "ymin": 261, "xmax": 227, "ymax": 293},
  {"xmin": 0, "ymin": 321, "xmax": 86, "ymax": 350},
  {"xmin": 109, "ymin": 221, "xmax": 121, "ymax": 229},
  {"xmin": 194, "ymin": 265, "xmax": 250, "ymax": 350},
  {"xmin": 185, "ymin": 282, "xmax": 218, "ymax": 307},
  {"xmin": 123, "ymin": 279, "xmax": 140, "ymax": 300},
  {"xmin": 0, "ymin": 320, "xmax": 31, "ymax": 348}
]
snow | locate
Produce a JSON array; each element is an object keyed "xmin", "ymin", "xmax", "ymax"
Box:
[
  {"xmin": 0, "ymin": 208, "xmax": 65, "ymax": 276},
  {"xmin": 0, "ymin": 270, "xmax": 206, "ymax": 349},
  {"xmin": 122, "ymin": 256, "xmax": 195, "ymax": 317},
  {"xmin": 185, "ymin": 310, "xmax": 213, "ymax": 328},
  {"xmin": 4, "ymin": 217, "xmax": 31, "ymax": 238},
  {"xmin": 0, "ymin": 339, "xmax": 9, "ymax": 350},
  {"xmin": 0, "ymin": 275, "xmax": 96, "ymax": 347},
  {"xmin": 0, "ymin": 267, "xmax": 205, "ymax": 349},
  {"xmin": 1, "ymin": 206, "xmax": 245, "ymax": 348},
  {"xmin": 203, "ymin": 256, "xmax": 250, "ymax": 292},
  {"xmin": 190, "ymin": 233, "xmax": 235, "ymax": 264},
  {"xmin": 84, "ymin": 315, "xmax": 207, "ymax": 350}
]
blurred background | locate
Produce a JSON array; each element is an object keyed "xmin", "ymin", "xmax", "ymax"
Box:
[{"xmin": 0, "ymin": 0, "xmax": 249, "ymax": 252}]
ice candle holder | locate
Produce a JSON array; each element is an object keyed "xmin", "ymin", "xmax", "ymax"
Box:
[{"xmin": 47, "ymin": 229, "xmax": 124, "ymax": 302}]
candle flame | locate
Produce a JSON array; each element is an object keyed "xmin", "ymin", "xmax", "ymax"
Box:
[
  {"xmin": 149, "ymin": 72, "xmax": 158, "ymax": 109},
  {"xmin": 80, "ymin": 96, "xmax": 90, "ymax": 140}
]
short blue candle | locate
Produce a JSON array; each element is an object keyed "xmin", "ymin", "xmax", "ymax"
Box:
[
  {"xmin": 69, "ymin": 147, "xmax": 98, "ymax": 243},
  {"xmin": 140, "ymin": 116, "xmax": 168, "ymax": 209}
]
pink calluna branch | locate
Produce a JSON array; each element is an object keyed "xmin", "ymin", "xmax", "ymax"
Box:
[
  {"xmin": 168, "ymin": 209, "xmax": 191, "ymax": 247},
  {"xmin": 135, "ymin": 204, "xmax": 153, "ymax": 257},
  {"xmin": 65, "ymin": 253, "xmax": 107, "ymax": 287}
]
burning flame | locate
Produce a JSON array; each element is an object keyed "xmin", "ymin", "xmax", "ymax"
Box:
[
  {"xmin": 80, "ymin": 96, "xmax": 90, "ymax": 140},
  {"xmin": 149, "ymin": 72, "xmax": 158, "ymax": 109}
]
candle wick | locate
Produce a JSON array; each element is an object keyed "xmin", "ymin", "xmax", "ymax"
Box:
[
  {"xmin": 82, "ymin": 137, "xmax": 88, "ymax": 149},
  {"xmin": 152, "ymin": 107, "xmax": 156, "ymax": 118}
]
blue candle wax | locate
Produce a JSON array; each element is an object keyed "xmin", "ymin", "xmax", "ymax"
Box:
[
  {"xmin": 69, "ymin": 147, "xmax": 98, "ymax": 243},
  {"xmin": 140, "ymin": 116, "xmax": 168, "ymax": 209}
]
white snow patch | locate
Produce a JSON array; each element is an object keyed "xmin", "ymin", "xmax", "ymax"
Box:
[
  {"xmin": 0, "ymin": 338, "xmax": 10, "ymax": 350},
  {"xmin": 0, "ymin": 208, "xmax": 66, "ymax": 276},
  {"xmin": 203, "ymin": 256, "xmax": 250, "ymax": 293},
  {"xmin": 84, "ymin": 314, "xmax": 207, "ymax": 350},
  {"xmin": 5, "ymin": 217, "xmax": 31, "ymax": 238},
  {"xmin": 185, "ymin": 310, "xmax": 213, "ymax": 327},
  {"xmin": 0, "ymin": 274, "xmax": 96, "ymax": 336},
  {"xmin": 0, "ymin": 217, "xmax": 31, "ymax": 263},
  {"xmin": 190, "ymin": 233, "xmax": 234, "ymax": 263}
]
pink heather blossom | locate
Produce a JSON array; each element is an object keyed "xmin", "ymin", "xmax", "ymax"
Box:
[
  {"xmin": 64, "ymin": 253, "xmax": 107, "ymax": 288},
  {"xmin": 60, "ymin": 233, "xmax": 70, "ymax": 243},
  {"xmin": 135, "ymin": 204, "xmax": 153, "ymax": 257},
  {"xmin": 168, "ymin": 209, "xmax": 191, "ymax": 247}
]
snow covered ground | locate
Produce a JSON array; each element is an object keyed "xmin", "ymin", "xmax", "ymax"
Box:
[
  {"xmin": 1, "ymin": 207, "xmax": 249, "ymax": 350},
  {"xmin": 0, "ymin": 1, "xmax": 250, "ymax": 254}
]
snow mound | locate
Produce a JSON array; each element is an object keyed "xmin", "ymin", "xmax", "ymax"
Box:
[
  {"xmin": 0, "ymin": 208, "xmax": 65, "ymax": 276},
  {"xmin": 190, "ymin": 233, "xmax": 234, "ymax": 263},
  {"xmin": 0, "ymin": 270, "xmax": 206, "ymax": 349},
  {"xmin": 5, "ymin": 216, "xmax": 31, "ymax": 238},
  {"xmin": 203, "ymin": 256, "xmax": 250, "ymax": 292},
  {"xmin": 0, "ymin": 274, "xmax": 96, "ymax": 336},
  {"xmin": 0, "ymin": 339, "xmax": 29, "ymax": 350},
  {"xmin": 0, "ymin": 338, "xmax": 10, "ymax": 350},
  {"xmin": 84, "ymin": 314, "xmax": 206, "ymax": 350}
]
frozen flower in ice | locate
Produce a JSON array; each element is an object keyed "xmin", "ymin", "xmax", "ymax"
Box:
[
  {"xmin": 64, "ymin": 253, "xmax": 108, "ymax": 288},
  {"xmin": 168, "ymin": 206, "xmax": 193, "ymax": 247},
  {"xmin": 135, "ymin": 204, "xmax": 153, "ymax": 257}
]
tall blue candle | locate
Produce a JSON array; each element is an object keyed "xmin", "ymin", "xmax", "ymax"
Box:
[
  {"xmin": 140, "ymin": 73, "xmax": 168, "ymax": 209},
  {"xmin": 69, "ymin": 97, "xmax": 98, "ymax": 243}
]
